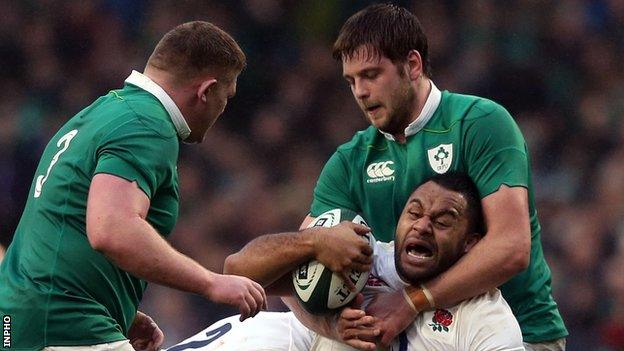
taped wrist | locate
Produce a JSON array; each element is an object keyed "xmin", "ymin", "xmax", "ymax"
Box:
[{"xmin": 403, "ymin": 284, "xmax": 435, "ymax": 313}]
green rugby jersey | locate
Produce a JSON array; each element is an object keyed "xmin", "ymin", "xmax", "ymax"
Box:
[
  {"xmin": 0, "ymin": 76, "xmax": 180, "ymax": 349},
  {"xmin": 310, "ymin": 84, "xmax": 568, "ymax": 342}
]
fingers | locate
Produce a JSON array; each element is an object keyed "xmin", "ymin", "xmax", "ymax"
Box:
[
  {"xmin": 238, "ymin": 298, "xmax": 252, "ymax": 321},
  {"xmin": 253, "ymin": 281, "xmax": 268, "ymax": 311},
  {"xmin": 244, "ymin": 292, "xmax": 259, "ymax": 318},
  {"xmin": 141, "ymin": 323, "xmax": 164, "ymax": 351},
  {"xmin": 247, "ymin": 283, "xmax": 265, "ymax": 317},
  {"xmin": 152, "ymin": 324, "xmax": 165, "ymax": 350},
  {"xmin": 341, "ymin": 307, "xmax": 366, "ymax": 320},
  {"xmin": 345, "ymin": 338, "xmax": 377, "ymax": 351},
  {"xmin": 358, "ymin": 241, "xmax": 373, "ymax": 256},
  {"xmin": 338, "ymin": 308, "xmax": 379, "ymax": 351},
  {"xmin": 343, "ymin": 222, "xmax": 371, "ymax": 235},
  {"xmin": 343, "ymin": 325, "xmax": 380, "ymax": 341},
  {"xmin": 350, "ymin": 262, "xmax": 372, "ymax": 273}
]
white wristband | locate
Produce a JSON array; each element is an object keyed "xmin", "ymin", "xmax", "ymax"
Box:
[{"xmin": 421, "ymin": 284, "xmax": 435, "ymax": 308}]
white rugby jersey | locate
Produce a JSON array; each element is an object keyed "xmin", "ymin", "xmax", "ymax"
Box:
[
  {"xmin": 313, "ymin": 241, "xmax": 525, "ymax": 351},
  {"xmin": 167, "ymin": 240, "xmax": 524, "ymax": 351}
]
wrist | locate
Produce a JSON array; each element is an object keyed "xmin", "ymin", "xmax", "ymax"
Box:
[
  {"xmin": 301, "ymin": 227, "xmax": 322, "ymax": 259},
  {"xmin": 403, "ymin": 284, "xmax": 435, "ymax": 313},
  {"xmin": 201, "ymin": 270, "xmax": 217, "ymax": 298},
  {"xmin": 326, "ymin": 313, "xmax": 341, "ymax": 339}
]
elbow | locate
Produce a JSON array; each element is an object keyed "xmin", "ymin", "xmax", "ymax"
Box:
[
  {"xmin": 508, "ymin": 250, "xmax": 530, "ymax": 274},
  {"xmin": 223, "ymin": 253, "xmax": 242, "ymax": 275},
  {"xmin": 505, "ymin": 238, "xmax": 530, "ymax": 275},
  {"xmin": 86, "ymin": 216, "xmax": 122, "ymax": 254},
  {"xmin": 87, "ymin": 227, "xmax": 113, "ymax": 253}
]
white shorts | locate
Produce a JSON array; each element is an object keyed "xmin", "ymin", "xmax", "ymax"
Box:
[
  {"xmin": 166, "ymin": 312, "xmax": 317, "ymax": 351},
  {"xmin": 42, "ymin": 340, "xmax": 134, "ymax": 351}
]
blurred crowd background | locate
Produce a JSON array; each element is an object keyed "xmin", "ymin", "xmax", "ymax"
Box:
[{"xmin": 0, "ymin": 0, "xmax": 623, "ymax": 349}]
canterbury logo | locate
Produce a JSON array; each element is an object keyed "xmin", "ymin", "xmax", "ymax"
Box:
[{"xmin": 366, "ymin": 161, "xmax": 395, "ymax": 183}]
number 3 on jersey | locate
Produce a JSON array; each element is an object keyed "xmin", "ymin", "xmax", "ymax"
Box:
[{"xmin": 34, "ymin": 129, "xmax": 78, "ymax": 198}]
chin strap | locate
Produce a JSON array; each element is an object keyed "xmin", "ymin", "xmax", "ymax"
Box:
[{"xmin": 403, "ymin": 284, "xmax": 436, "ymax": 313}]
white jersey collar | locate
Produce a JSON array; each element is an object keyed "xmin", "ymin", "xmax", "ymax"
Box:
[
  {"xmin": 125, "ymin": 70, "xmax": 191, "ymax": 140},
  {"xmin": 380, "ymin": 80, "xmax": 442, "ymax": 141}
]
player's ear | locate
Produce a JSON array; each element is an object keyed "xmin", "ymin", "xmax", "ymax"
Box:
[
  {"xmin": 197, "ymin": 78, "xmax": 218, "ymax": 103},
  {"xmin": 406, "ymin": 49, "xmax": 423, "ymax": 81},
  {"xmin": 463, "ymin": 232, "xmax": 481, "ymax": 254}
]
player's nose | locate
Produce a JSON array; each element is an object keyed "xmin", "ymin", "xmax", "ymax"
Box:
[
  {"xmin": 412, "ymin": 216, "xmax": 433, "ymax": 236},
  {"xmin": 353, "ymin": 80, "xmax": 370, "ymax": 99}
]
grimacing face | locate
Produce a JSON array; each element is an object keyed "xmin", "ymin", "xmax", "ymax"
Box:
[
  {"xmin": 394, "ymin": 181, "xmax": 478, "ymax": 284},
  {"xmin": 342, "ymin": 46, "xmax": 416, "ymax": 136}
]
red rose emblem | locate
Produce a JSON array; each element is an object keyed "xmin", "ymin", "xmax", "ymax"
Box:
[{"xmin": 433, "ymin": 309, "xmax": 453, "ymax": 327}]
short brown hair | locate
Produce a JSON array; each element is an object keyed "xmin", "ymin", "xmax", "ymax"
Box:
[
  {"xmin": 333, "ymin": 4, "xmax": 431, "ymax": 77},
  {"xmin": 147, "ymin": 21, "xmax": 246, "ymax": 79}
]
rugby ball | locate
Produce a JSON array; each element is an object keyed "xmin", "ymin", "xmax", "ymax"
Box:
[{"xmin": 292, "ymin": 209, "xmax": 372, "ymax": 314}]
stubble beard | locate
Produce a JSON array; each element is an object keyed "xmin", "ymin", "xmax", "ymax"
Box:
[
  {"xmin": 394, "ymin": 239, "xmax": 436, "ymax": 285},
  {"xmin": 375, "ymin": 83, "xmax": 416, "ymax": 136}
]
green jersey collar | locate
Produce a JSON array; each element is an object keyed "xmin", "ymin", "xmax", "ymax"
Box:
[
  {"xmin": 125, "ymin": 70, "xmax": 191, "ymax": 141},
  {"xmin": 380, "ymin": 80, "xmax": 441, "ymax": 141}
]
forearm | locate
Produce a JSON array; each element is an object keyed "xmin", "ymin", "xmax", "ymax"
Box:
[
  {"xmin": 425, "ymin": 232, "xmax": 527, "ymax": 308},
  {"xmin": 94, "ymin": 217, "xmax": 213, "ymax": 297},
  {"xmin": 282, "ymin": 295, "xmax": 336, "ymax": 339},
  {"xmin": 0, "ymin": 244, "xmax": 5, "ymax": 263},
  {"xmin": 224, "ymin": 230, "xmax": 316, "ymax": 286}
]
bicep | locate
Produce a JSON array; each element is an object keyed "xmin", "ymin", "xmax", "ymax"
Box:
[
  {"xmin": 86, "ymin": 174, "xmax": 150, "ymax": 244},
  {"xmin": 481, "ymin": 186, "xmax": 530, "ymax": 249},
  {"xmin": 464, "ymin": 105, "xmax": 529, "ymax": 198}
]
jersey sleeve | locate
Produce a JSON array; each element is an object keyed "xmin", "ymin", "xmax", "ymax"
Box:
[
  {"xmin": 310, "ymin": 151, "xmax": 359, "ymax": 216},
  {"xmin": 94, "ymin": 120, "xmax": 177, "ymax": 199},
  {"xmin": 463, "ymin": 102, "xmax": 529, "ymax": 198},
  {"xmin": 458, "ymin": 291, "xmax": 525, "ymax": 351}
]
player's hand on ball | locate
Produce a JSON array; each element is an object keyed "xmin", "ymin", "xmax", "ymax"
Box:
[
  {"xmin": 311, "ymin": 221, "xmax": 372, "ymax": 290},
  {"xmin": 334, "ymin": 294, "xmax": 379, "ymax": 351},
  {"xmin": 206, "ymin": 273, "xmax": 267, "ymax": 321},
  {"xmin": 366, "ymin": 290, "xmax": 418, "ymax": 347},
  {"xmin": 128, "ymin": 311, "xmax": 164, "ymax": 351}
]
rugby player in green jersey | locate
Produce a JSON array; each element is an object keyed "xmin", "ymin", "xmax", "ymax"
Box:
[
  {"xmin": 289, "ymin": 4, "xmax": 567, "ymax": 351},
  {"xmin": 0, "ymin": 22, "xmax": 272, "ymax": 351}
]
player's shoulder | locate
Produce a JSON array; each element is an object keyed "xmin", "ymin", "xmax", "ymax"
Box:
[
  {"xmin": 336, "ymin": 126, "xmax": 380, "ymax": 150},
  {"xmin": 459, "ymin": 288, "xmax": 512, "ymax": 314},
  {"xmin": 105, "ymin": 84, "xmax": 178, "ymax": 140},
  {"xmin": 334, "ymin": 126, "xmax": 386, "ymax": 157},
  {"xmin": 436, "ymin": 90, "xmax": 513, "ymax": 125},
  {"xmin": 457, "ymin": 289, "xmax": 522, "ymax": 335}
]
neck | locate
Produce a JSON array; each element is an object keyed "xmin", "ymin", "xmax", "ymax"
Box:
[
  {"xmin": 144, "ymin": 66, "xmax": 190, "ymax": 118},
  {"xmin": 144, "ymin": 66, "xmax": 176, "ymax": 97}
]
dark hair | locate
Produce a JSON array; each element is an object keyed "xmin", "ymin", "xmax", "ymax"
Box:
[
  {"xmin": 332, "ymin": 3, "xmax": 431, "ymax": 76},
  {"xmin": 147, "ymin": 21, "xmax": 246, "ymax": 79},
  {"xmin": 428, "ymin": 172, "xmax": 485, "ymax": 236}
]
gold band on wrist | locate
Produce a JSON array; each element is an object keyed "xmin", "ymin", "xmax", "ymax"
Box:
[
  {"xmin": 404, "ymin": 285, "xmax": 435, "ymax": 312},
  {"xmin": 402, "ymin": 287, "xmax": 418, "ymax": 312}
]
